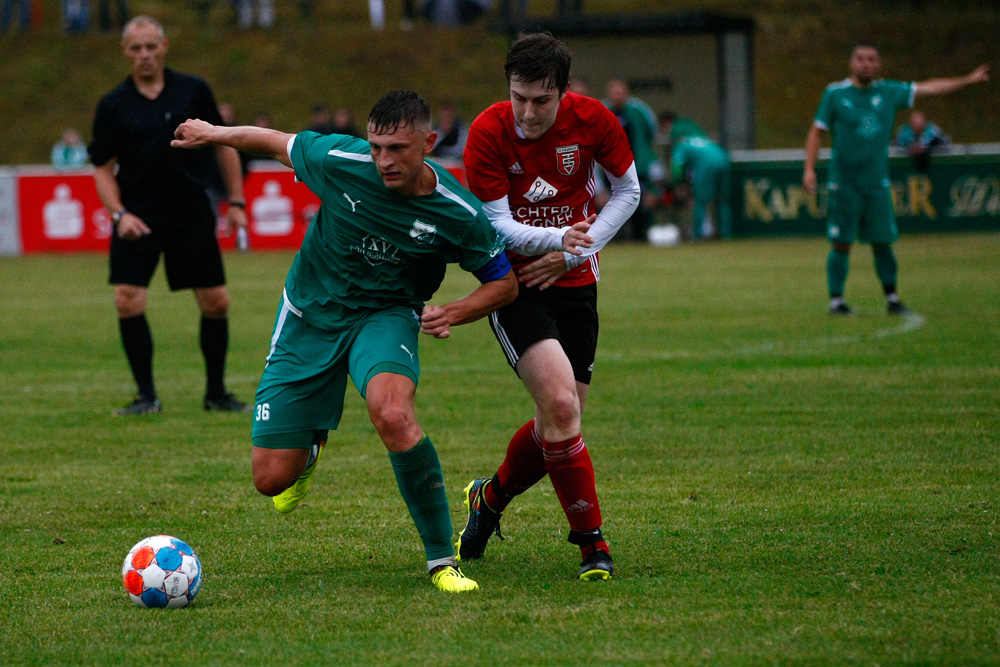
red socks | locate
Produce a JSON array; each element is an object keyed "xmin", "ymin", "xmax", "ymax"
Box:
[
  {"xmin": 488, "ymin": 419, "xmax": 547, "ymax": 512},
  {"xmin": 543, "ymin": 434, "xmax": 604, "ymax": 535},
  {"xmin": 488, "ymin": 421, "xmax": 609, "ymax": 557}
]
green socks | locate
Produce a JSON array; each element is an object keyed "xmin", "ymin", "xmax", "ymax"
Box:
[
  {"xmin": 873, "ymin": 244, "xmax": 898, "ymax": 291},
  {"xmin": 389, "ymin": 436, "xmax": 454, "ymax": 562},
  {"xmin": 827, "ymin": 246, "xmax": 850, "ymax": 297}
]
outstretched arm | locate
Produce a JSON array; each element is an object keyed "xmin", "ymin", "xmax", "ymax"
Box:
[
  {"xmin": 172, "ymin": 119, "xmax": 295, "ymax": 168},
  {"xmin": 915, "ymin": 64, "xmax": 990, "ymax": 99},
  {"xmin": 803, "ymin": 124, "xmax": 826, "ymax": 194},
  {"xmin": 420, "ymin": 270, "xmax": 518, "ymax": 339}
]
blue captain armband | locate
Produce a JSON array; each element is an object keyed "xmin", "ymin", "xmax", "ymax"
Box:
[{"xmin": 472, "ymin": 252, "xmax": 512, "ymax": 283}]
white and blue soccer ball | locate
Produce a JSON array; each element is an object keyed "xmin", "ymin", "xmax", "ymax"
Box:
[{"xmin": 122, "ymin": 535, "xmax": 202, "ymax": 608}]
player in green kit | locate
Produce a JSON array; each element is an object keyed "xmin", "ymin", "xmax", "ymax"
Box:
[
  {"xmin": 803, "ymin": 42, "xmax": 989, "ymax": 315},
  {"xmin": 671, "ymin": 134, "xmax": 732, "ymax": 240},
  {"xmin": 172, "ymin": 90, "xmax": 517, "ymax": 594}
]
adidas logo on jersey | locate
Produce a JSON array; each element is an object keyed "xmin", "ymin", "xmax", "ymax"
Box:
[{"xmin": 508, "ymin": 162, "xmax": 524, "ymax": 175}]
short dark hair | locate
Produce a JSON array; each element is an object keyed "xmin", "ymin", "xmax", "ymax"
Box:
[
  {"xmin": 852, "ymin": 40, "xmax": 879, "ymax": 55},
  {"xmin": 368, "ymin": 90, "xmax": 431, "ymax": 134},
  {"xmin": 504, "ymin": 32, "xmax": 572, "ymax": 93}
]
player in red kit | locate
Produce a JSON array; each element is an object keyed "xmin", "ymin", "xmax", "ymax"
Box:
[{"xmin": 457, "ymin": 32, "xmax": 640, "ymax": 580}]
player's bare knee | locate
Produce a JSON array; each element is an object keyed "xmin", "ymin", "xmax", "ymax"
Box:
[
  {"xmin": 196, "ymin": 287, "xmax": 230, "ymax": 318},
  {"xmin": 832, "ymin": 242, "xmax": 852, "ymax": 253},
  {"xmin": 115, "ymin": 299, "xmax": 143, "ymax": 319},
  {"xmin": 114, "ymin": 287, "xmax": 145, "ymax": 318},
  {"xmin": 542, "ymin": 390, "xmax": 581, "ymax": 434},
  {"xmin": 369, "ymin": 402, "xmax": 416, "ymax": 443},
  {"xmin": 253, "ymin": 469, "xmax": 291, "ymax": 497}
]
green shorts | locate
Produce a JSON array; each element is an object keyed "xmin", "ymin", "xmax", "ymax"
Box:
[
  {"xmin": 826, "ymin": 180, "xmax": 899, "ymax": 245},
  {"xmin": 691, "ymin": 159, "xmax": 731, "ymax": 204},
  {"xmin": 252, "ymin": 293, "xmax": 422, "ymax": 449}
]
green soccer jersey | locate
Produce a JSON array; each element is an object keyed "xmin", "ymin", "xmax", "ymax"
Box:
[
  {"xmin": 814, "ymin": 78, "xmax": 915, "ymax": 186},
  {"xmin": 670, "ymin": 135, "xmax": 729, "ymax": 182},
  {"xmin": 285, "ymin": 131, "xmax": 505, "ymax": 331}
]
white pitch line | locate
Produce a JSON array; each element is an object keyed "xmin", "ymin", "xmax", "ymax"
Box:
[{"xmin": 604, "ymin": 312, "xmax": 927, "ymax": 362}]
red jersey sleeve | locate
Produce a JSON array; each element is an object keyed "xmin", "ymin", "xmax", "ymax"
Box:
[
  {"xmin": 591, "ymin": 103, "xmax": 635, "ymax": 179},
  {"xmin": 463, "ymin": 105, "xmax": 513, "ymax": 202}
]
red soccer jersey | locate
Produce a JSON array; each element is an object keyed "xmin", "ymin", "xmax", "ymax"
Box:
[{"xmin": 463, "ymin": 92, "xmax": 634, "ymax": 287}]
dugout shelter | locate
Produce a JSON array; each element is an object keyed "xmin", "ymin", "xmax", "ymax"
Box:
[{"xmin": 498, "ymin": 11, "xmax": 756, "ymax": 149}]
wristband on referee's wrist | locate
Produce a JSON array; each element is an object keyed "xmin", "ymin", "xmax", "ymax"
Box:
[{"xmin": 228, "ymin": 200, "xmax": 246, "ymax": 209}]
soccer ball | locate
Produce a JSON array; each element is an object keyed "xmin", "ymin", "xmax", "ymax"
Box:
[
  {"xmin": 647, "ymin": 223, "xmax": 681, "ymax": 247},
  {"xmin": 122, "ymin": 535, "xmax": 202, "ymax": 608}
]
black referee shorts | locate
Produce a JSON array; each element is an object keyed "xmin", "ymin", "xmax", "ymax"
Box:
[
  {"xmin": 488, "ymin": 283, "xmax": 598, "ymax": 385},
  {"xmin": 109, "ymin": 202, "xmax": 226, "ymax": 291}
]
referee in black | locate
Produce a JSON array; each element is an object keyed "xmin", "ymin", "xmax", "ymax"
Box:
[{"xmin": 90, "ymin": 16, "xmax": 249, "ymax": 416}]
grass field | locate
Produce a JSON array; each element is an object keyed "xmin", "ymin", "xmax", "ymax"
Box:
[{"xmin": 2, "ymin": 233, "xmax": 999, "ymax": 664}]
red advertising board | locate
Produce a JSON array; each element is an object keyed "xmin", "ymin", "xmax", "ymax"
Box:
[
  {"xmin": 19, "ymin": 171, "xmax": 111, "ymax": 252},
  {"xmin": 16, "ymin": 160, "xmax": 467, "ymax": 254}
]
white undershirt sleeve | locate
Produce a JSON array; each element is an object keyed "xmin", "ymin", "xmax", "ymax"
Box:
[
  {"xmin": 563, "ymin": 162, "xmax": 640, "ymax": 269},
  {"xmin": 482, "ymin": 196, "xmax": 568, "ymax": 256}
]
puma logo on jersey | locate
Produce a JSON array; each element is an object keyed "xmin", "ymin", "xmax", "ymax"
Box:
[
  {"xmin": 523, "ymin": 176, "xmax": 558, "ymax": 203},
  {"xmin": 508, "ymin": 161, "xmax": 524, "ymax": 174},
  {"xmin": 343, "ymin": 193, "xmax": 361, "ymax": 212},
  {"xmin": 400, "ymin": 344, "xmax": 415, "ymax": 361}
]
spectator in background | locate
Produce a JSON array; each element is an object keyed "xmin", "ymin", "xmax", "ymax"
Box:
[
  {"xmin": 218, "ymin": 101, "xmax": 237, "ymax": 126},
  {"xmin": 98, "ymin": 0, "xmax": 129, "ymax": 32},
  {"xmin": 430, "ymin": 100, "xmax": 466, "ymax": 158},
  {"xmin": 670, "ymin": 134, "xmax": 732, "ymax": 240},
  {"xmin": 305, "ymin": 103, "xmax": 337, "ymax": 134},
  {"xmin": 52, "ymin": 128, "xmax": 89, "ymax": 170},
  {"xmin": 894, "ymin": 110, "xmax": 950, "ymax": 172},
  {"xmin": 236, "ymin": 0, "xmax": 273, "ymax": 29},
  {"xmin": 331, "ymin": 107, "xmax": 362, "ymax": 137},
  {"xmin": 568, "ymin": 75, "xmax": 589, "ymax": 97},
  {"xmin": 1, "ymin": 0, "xmax": 32, "ymax": 32},
  {"xmin": 603, "ymin": 79, "xmax": 659, "ymax": 240},
  {"xmin": 62, "ymin": 0, "xmax": 89, "ymax": 33},
  {"xmin": 251, "ymin": 111, "xmax": 272, "ymax": 128},
  {"xmin": 422, "ymin": 0, "xmax": 490, "ymax": 26},
  {"xmin": 400, "ymin": 0, "xmax": 417, "ymax": 29},
  {"xmin": 658, "ymin": 110, "xmax": 706, "ymax": 145}
]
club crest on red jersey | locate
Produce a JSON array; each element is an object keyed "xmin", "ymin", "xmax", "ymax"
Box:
[{"xmin": 556, "ymin": 144, "xmax": 580, "ymax": 176}]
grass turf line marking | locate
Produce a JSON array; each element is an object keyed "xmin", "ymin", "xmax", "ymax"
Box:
[{"xmin": 605, "ymin": 312, "xmax": 927, "ymax": 362}]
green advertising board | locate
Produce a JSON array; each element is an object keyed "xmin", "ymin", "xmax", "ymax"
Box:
[{"xmin": 732, "ymin": 149, "xmax": 1000, "ymax": 237}]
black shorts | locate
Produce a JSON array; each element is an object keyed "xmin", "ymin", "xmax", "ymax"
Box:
[
  {"xmin": 488, "ymin": 283, "xmax": 598, "ymax": 385},
  {"xmin": 109, "ymin": 202, "xmax": 225, "ymax": 291}
]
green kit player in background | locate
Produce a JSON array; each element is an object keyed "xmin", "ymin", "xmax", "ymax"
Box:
[
  {"xmin": 172, "ymin": 90, "xmax": 518, "ymax": 593},
  {"xmin": 670, "ymin": 134, "xmax": 732, "ymax": 240},
  {"xmin": 803, "ymin": 42, "xmax": 989, "ymax": 315}
]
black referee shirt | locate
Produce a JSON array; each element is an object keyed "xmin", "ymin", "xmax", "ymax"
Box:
[{"xmin": 89, "ymin": 68, "xmax": 225, "ymax": 208}]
